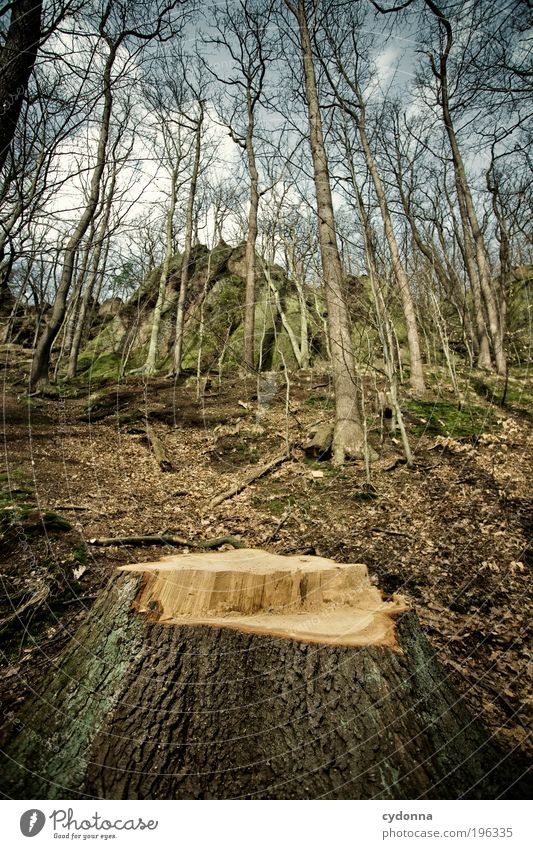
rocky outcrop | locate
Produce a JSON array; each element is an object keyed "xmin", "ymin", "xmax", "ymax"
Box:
[{"xmin": 79, "ymin": 241, "xmax": 326, "ymax": 378}]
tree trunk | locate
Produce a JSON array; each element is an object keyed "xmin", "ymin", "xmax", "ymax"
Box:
[
  {"xmin": 290, "ymin": 0, "xmax": 365, "ymax": 464},
  {"xmin": 486, "ymin": 165, "xmax": 510, "ymax": 360},
  {"xmin": 425, "ymin": 0, "xmax": 506, "ymax": 375},
  {"xmin": 264, "ymin": 262, "xmax": 305, "ymax": 368},
  {"xmin": 444, "ymin": 114, "xmax": 505, "ymax": 374},
  {"xmin": 350, "ymin": 167, "xmax": 413, "ymax": 466},
  {"xmin": 286, "ymin": 241, "xmax": 310, "ymax": 368},
  {"xmin": 146, "ymin": 167, "xmax": 178, "ymax": 375},
  {"xmin": 356, "ymin": 119, "xmax": 426, "ymax": 394},
  {"xmin": 243, "ymin": 111, "xmax": 259, "ymax": 372},
  {"xmin": 173, "ymin": 104, "xmax": 204, "ymax": 375},
  {"xmin": 0, "ymin": 0, "xmax": 43, "ymax": 174},
  {"xmin": 1, "ymin": 549, "xmax": 527, "ymax": 800},
  {"xmin": 60, "ymin": 227, "xmax": 95, "ymax": 369},
  {"xmin": 391, "ymin": 146, "xmax": 477, "ymax": 369},
  {"xmin": 437, "ymin": 198, "xmax": 490, "ymax": 366},
  {"xmin": 67, "ymin": 169, "xmax": 116, "ymax": 378},
  {"xmin": 29, "ymin": 43, "xmax": 116, "ymax": 393}
]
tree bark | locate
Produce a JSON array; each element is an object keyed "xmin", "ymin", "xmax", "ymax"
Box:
[
  {"xmin": 0, "ymin": 0, "xmax": 43, "ymax": 174},
  {"xmin": 1, "ymin": 552, "xmax": 527, "ymax": 800},
  {"xmin": 289, "ymin": 0, "xmax": 365, "ymax": 464}
]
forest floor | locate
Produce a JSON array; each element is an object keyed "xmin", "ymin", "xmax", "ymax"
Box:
[{"xmin": 1, "ymin": 341, "xmax": 532, "ymax": 768}]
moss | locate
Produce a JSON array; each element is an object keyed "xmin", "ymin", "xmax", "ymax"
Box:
[
  {"xmin": 0, "ymin": 468, "xmax": 27, "ymax": 483},
  {"xmin": 72, "ymin": 545, "xmax": 88, "ymax": 566},
  {"xmin": 116, "ymin": 408, "xmax": 145, "ymax": 426},
  {"xmin": 266, "ymin": 496, "xmax": 294, "ymax": 515},
  {"xmin": 212, "ymin": 435, "xmax": 261, "ymax": 467},
  {"xmin": 0, "ymin": 489, "xmax": 71, "ymax": 543},
  {"xmin": 270, "ymin": 328, "xmax": 300, "ymax": 370},
  {"xmin": 41, "ymin": 512, "xmax": 72, "ymax": 532},
  {"xmin": 405, "ymin": 399, "xmax": 499, "ymax": 439},
  {"xmin": 0, "ymin": 487, "xmax": 33, "ymax": 507},
  {"xmin": 73, "ymin": 352, "xmax": 124, "ymax": 386},
  {"xmin": 301, "ymin": 456, "xmax": 337, "ymax": 475},
  {"xmin": 181, "ymin": 274, "xmax": 244, "ymax": 371},
  {"xmin": 305, "ymin": 395, "xmax": 334, "ymax": 410},
  {"xmin": 3, "ymin": 574, "xmax": 146, "ymax": 798},
  {"xmin": 469, "ymin": 375, "xmax": 533, "ymax": 418}
]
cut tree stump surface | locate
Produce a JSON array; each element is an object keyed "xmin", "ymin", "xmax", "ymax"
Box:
[{"xmin": 120, "ymin": 548, "xmax": 408, "ymax": 647}]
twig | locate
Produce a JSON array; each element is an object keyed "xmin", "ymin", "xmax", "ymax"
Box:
[
  {"xmin": 88, "ymin": 534, "xmax": 246, "ymax": 549},
  {"xmin": 262, "ymin": 507, "xmax": 292, "ymax": 544},
  {"xmin": 209, "ymin": 451, "xmax": 292, "ymax": 509},
  {"xmin": 0, "ymin": 585, "xmax": 49, "ymax": 627},
  {"xmin": 60, "ymin": 595, "xmax": 97, "ymax": 606}
]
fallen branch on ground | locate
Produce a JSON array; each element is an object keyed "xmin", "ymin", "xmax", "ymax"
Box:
[
  {"xmin": 88, "ymin": 534, "xmax": 246, "ymax": 549},
  {"xmin": 262, "ymin": 507, "xmax": 292, "ymax": 544},
  {"xmin": 209, "ymin": 451, "xmax": 292, "ymax": 509}
]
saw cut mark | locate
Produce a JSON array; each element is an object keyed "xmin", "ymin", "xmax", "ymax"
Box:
[{"xmin": 120, "ymin": 548, "xmax": 408, "ymax": 648}]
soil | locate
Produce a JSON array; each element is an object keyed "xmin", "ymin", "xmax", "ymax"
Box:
[{"xmin": 0, "ymin": 342, "xmax": 532, "ymax": 766}]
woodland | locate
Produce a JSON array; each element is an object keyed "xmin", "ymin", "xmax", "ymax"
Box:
[{"xmin": 0, "ymin": 0, "xmax": 531, "ymax": 800}]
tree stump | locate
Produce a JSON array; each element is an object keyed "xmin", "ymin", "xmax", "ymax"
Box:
[{"xmin": 1, "ymin": 549, "xmax": 528, "ymax": 799}]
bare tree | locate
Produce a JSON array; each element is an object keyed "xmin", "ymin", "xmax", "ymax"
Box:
[
  {"xmin": 173, "ymin": 84, "xmax": 206, "ymax": 375},
  {"xmin": 142, "ymin": 98, "xmax": 187, "ymax": 376},
  {"xmin": 316, "ymin": 8, "xmax": 426, "ymax": 393},
  {"xmin": 66, "ymin": 123, "xmax": 131, "ymax": 377},
  {"xmin": 205, "ymin": 0, "xmax": 276, "ymax": 371},
  {"xmin": 284, "ymin": 0, "xmax": 365, "ymax": 463},
  {"xmin": 29, "ymin": 0, "xmax": 188, "ymax": 392}
]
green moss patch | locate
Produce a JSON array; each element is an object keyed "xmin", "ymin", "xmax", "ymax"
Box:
[
  {"xmin": 470, "ymin": 376, "xmax": 533, "ymax": 419},
  {"xmin": 76, "ymin": 352, "xmax": 123, "ymax": 384},
  {"xmin": 405, "ymin": 399, "xmax": 499, "ymax": 439},
  {"xmin": 265, "ymin": 495, "xmax": 295, "ymax": 515},
  {"xmin": 0, "ymin": 488, "xmax": 71, "ymax": 544},
  {"xmin": 304, "ymin": 395, "xmax": 334, "ymax": 410},
  {"xmin": 71, "ymin": 545, "xmax": 88, "ymax": 566}
]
